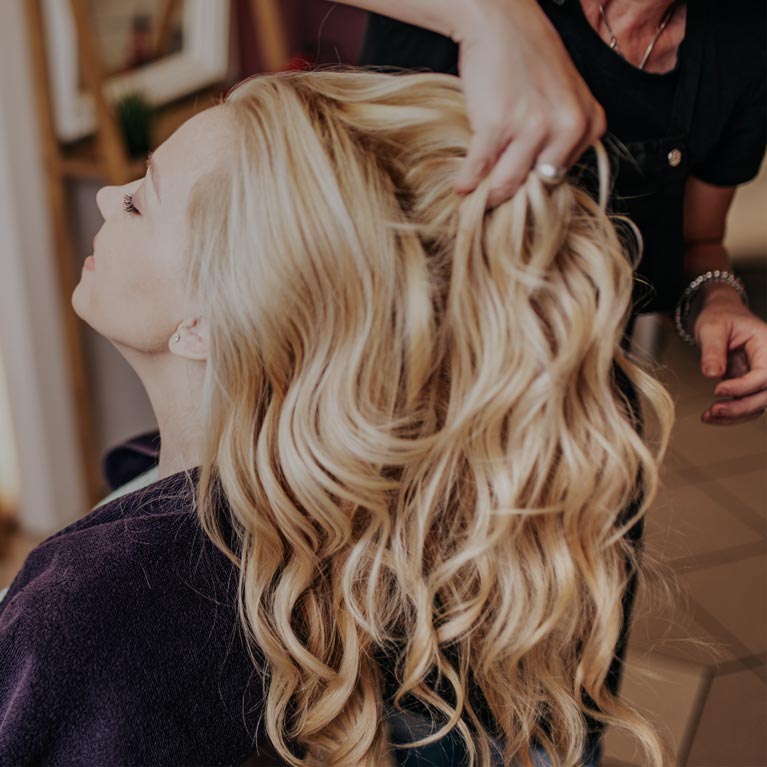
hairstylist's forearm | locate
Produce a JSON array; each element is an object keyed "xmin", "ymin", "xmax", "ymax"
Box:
[
  {"xmin": 330, "ymin": 0, "xmax": 539, "ymax": 43},
  {"xmin": 682, "ymin": 179, "xmax": 744, "ymax": 313}
]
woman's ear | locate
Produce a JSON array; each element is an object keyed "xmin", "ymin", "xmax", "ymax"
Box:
[{"xmin": 169, "ymin": 316, "xmax": 208, "ymax": 361}]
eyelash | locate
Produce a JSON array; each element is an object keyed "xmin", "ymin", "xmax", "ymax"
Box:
[{"xmin": 122, "ymin": 193, "xmax": 140, "ymax": 216}]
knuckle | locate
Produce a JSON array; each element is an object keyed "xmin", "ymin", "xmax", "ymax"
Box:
[
  {"xmin": 523, "ymin": 111, "xmax": 548, "ymax": 137},
  {"xmin": 556, "ymin": 108, "xmax": 588, "ymax": 140}
]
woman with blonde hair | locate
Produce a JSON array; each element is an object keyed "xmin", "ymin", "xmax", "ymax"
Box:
[{"xmin": 0, "ymin": 70, "xmax": 674, "ymax": 767}]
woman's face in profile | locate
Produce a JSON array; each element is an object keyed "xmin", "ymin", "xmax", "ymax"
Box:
[{"xmin": 71, "ymin": 105, "xmax": 234, "ymax": 354}]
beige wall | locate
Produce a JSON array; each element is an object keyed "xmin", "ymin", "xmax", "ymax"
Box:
[{"xmin": 0, "ymin": 0, "xmax": 87, "ymax": 533}]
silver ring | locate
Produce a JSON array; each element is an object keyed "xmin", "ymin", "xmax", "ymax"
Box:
[{"xmin": 534, "ymin": 161, "xmax": 568, "ymax": 186}]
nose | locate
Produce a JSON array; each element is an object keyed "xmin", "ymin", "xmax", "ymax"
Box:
[
  {"xmin": 96, "ymin": 175, "xmax": 144, "ymax": 224},
  {"xmin": 95, "ymin": 184, "xmax": 124, "ymax": 219}
]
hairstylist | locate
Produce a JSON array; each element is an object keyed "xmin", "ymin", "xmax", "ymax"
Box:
[{"xmin": 334, "ymin": 0, "xmax": 767, "ymax": 428}]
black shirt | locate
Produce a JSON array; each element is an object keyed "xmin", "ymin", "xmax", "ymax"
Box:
[{"xmin": 359, "ymin": 0, "xmax": 767, "ymax": 313}]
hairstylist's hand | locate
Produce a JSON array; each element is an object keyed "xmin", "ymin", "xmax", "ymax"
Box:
[
  {"xmin": 695, "ymin": 289, "xmax": 767, "ymax": 425},
  {"xmin": 453, "ymin": 0, "xmax": 607, "ymax": 207}
]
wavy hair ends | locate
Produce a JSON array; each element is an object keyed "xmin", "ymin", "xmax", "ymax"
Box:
[{"xmin": 185, "ymin": 70, "xmax": 676, "ymax": 767}]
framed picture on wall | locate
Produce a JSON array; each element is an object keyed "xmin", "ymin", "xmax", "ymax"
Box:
[{"xmin": 41, "ymin": 0, "xmax": 231, "ymax": 143}]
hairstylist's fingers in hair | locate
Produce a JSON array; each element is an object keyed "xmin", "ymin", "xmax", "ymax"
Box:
[
  {"xmin": 455, "ymin": 99, "xmax": 600, "ymax": 201},
  {"xmin": 485, "ymin": 130, "xmax": 547, "ymax": 209},
  {"xmin": 558, "ymin": 100, "xmax": 609, "ymax": 169},
  {"xmin": 533, "ymin": 100, "xmax": 608, "ymax": 178},
  {"xmin": 457, "ymin": 125, "xmax": 512, "ymax": 198},
  {"xmin": 456, "ymin": 91, "xmax": 607, "ymax": 205},
  {"xmin": 483, "ymin": 101, "xmax": 606, "ymax": 209},
  {"xmin": 452, "ymin": 0, "xmax": 607, "ymax": 200},
  {"xmin": 488, "ymin": 98, "xmax": 604, "ymax": 207}
]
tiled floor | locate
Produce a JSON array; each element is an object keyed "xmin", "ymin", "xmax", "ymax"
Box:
[
  {"xmin": 0, "ymin": 316, "xmax": 764, "ymax": 766},
  {"xmin": 602, "ymin": 316, "xmax": 767, "ymax": 767}
]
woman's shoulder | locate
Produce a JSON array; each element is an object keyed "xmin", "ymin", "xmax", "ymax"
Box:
[
  {"xmin": 0, "ymin": 465, "xmax": 237, "ymax": 669},
  {"xmin": 2, "ymin": 465, "xmax": 218, "ymax": 619},
  {"xmin": 0, "ymin": 466, "xmax": 262, "ymax": 765}
]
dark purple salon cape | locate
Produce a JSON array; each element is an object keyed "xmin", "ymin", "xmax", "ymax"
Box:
[
  {"xmin": 0, "ymin": 434, "xmax": 285, "ymax": 767},
  {"xmin": 0, "ymin": 434, "xmax": 482, "ymax": 767}
]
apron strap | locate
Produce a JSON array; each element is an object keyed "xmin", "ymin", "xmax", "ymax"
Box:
[{"xmin": 669, "ymin": 0, "xmax": 710, "ymax": 137}]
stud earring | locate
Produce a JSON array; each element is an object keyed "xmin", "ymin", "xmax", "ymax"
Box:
[{"xmin": 171, "ymin": 333, "xmax": 181, "ymax": 343}]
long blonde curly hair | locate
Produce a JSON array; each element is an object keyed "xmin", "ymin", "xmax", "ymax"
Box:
[{"xmin": 182, "ymin": 70, "xmax": 677, "ymax": 767}]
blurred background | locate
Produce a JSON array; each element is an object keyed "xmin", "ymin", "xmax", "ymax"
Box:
[{"xmin": 0, "ymin": 1, "xmax": 763, "ymax": 764}]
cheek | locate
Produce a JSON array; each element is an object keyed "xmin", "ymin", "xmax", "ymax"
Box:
[{"xmin": 73, "ymin": 235, "xmax": 187, "ymax": 350}]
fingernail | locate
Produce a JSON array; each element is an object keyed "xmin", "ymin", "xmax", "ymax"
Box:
[
  {"xmin": 717, "ymin": 387, "xmax": 729, "ymax": 396},
  {"xmin": 703, "ymin": 365, "xmax": 720, "ymax": 377}
]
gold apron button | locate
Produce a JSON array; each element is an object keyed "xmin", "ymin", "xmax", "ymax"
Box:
[{"xmin": 667, "ymin": 148, "xmax": 682, "ymax": 167}]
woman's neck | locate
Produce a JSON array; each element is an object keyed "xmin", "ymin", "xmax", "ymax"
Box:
[{"xmin": 114, "ymin": 341, "xmax": 206, "ymax": 480}]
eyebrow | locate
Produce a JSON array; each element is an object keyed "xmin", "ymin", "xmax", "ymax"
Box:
[{"xmin": 146, "ymin": 150, "xmax": 160, "ymax": 202}]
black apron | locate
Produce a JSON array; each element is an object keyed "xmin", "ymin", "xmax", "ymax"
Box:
[
  {"xmin": 552, "ymin": 3, "xmax": 708, "ymax": 759},
  {"xmin": 597, "ymin": 0, "xmax": 710, "ymax": 331},
  {"xmin": 577, "ymin": 4, "xmax": 708, "ymax": 761}
]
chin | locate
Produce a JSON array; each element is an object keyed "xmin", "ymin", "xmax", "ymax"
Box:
[
  {"xmin": 70, "ymin": 280, "xmax": 87, "ymax": 320},
  {"xmin": 70, "ymin": 280, "xmax": 99, "ymax": 333}
]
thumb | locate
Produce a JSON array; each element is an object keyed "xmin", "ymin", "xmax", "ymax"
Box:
[{"xmin": 697, "ymin": 320, "xmax": 730, "ymax": 378}]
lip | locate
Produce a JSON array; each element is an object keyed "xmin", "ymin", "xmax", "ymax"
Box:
[{"xmin": 83, "ymin": 255, "xmax": 95, "ymax": 271}]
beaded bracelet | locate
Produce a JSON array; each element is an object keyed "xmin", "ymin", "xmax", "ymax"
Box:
[{"xmin": 673, "ymin": 269, "xmax": 748, "ymax": 345}]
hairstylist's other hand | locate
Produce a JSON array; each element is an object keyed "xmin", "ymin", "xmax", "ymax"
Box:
[
  {"xmin": 695, "ymin": 288, "xmax": 767, "ymax": 425},
  {"xmin": 453, "ymin": 0, "xmax": 607, "ymax": 208}
]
